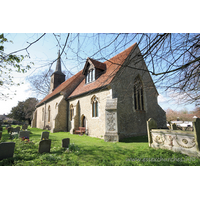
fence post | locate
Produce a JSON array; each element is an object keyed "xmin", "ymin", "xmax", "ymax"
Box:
[
  {"xmin": 147, "ymin": 118, "xmax": 157, "ymax": 147},
  {"xmin": 193, "ymin": 118, "xmax": 200, "ymax": 152}
]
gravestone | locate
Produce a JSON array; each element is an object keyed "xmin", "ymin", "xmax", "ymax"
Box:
[
  {"xmin": 41, "ymin": 132, "xmax": 49, "ymax": 140},
  {"xmin": 13, "ymin": 126, "xmax": 20, "ymax": 133},
  {"xmin": 104, "ymin": 98, "xmax": 119, "ymax": 142},
  {"xmin": 0, "ymin": 142, "xmax": 15, "ymax": 160},
  {"xmin": 22, "ymin": 124, "xmax": 28, "ymax": 130},
  {"xmin": 19, "ymin": 131, "xmax": 30, "ymax": 138},
  {"xmin": 147, "ymin": 118, "xmax": 157, "ymax": 147},
  {"xmin": 62, "ymin": 138, "xmax": 70, "ymax": 148},
  {"xmin": 39, "ymin": 140, "xmax": 51, "ymax": 153},
  {"xmin": 0, "ymin": 131, "xmax": 2, "ymax": 140},
  {"xmin": 0, "ymin": 126, "xmax": 3, "ymax": 131},
  {"xmin": 170, "ymin": 123, "xmax": 177, "ymax": 130}
]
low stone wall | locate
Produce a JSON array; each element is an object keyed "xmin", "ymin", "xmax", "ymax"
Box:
[{"xmin": 147, "ymin": 118, "xmax": 200, "ymax": 157}]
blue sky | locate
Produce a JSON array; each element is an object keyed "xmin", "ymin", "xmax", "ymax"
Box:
[{"xmin": 0, "ymin": 33, "xmax": 197, "ymax": 114}]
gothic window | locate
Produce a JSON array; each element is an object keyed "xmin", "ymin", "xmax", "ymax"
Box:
[
  {"xmin": 134, "ymin": 76, "xmax": 144, "ymax": 111},
  {"xmin": 70, "ymin": 104, "xmax": 74, "ymax": 121},
  {"xmin": 48, "ymin": 106, "xmax": 51, "ymax": 122},
  {"xmin": 42, "ymin": 108, "xmax": 44, "ymax": 121},
  {"xmin": 91, "ymin": 95, "xmax": 99, "ymax": 117}
]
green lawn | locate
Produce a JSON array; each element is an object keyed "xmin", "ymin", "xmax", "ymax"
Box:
[{"xmin": 0, "ymin": 126, "xmax": 200, "ymax": 166}]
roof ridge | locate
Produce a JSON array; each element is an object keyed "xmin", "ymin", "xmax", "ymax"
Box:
[{"xmin": 104, "ymin": 42, "xmax": 137, "ymax": 63}]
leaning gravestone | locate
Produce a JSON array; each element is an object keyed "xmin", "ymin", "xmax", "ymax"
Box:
[
  {"xmin": 0, "ymin": 131, "xmax": 2, "ymax": 140},
  {"xmin": 19, "ymin": 131, "xmax": 30, "ymax": 138},
  {"xmin": 41, "ymin": 132, "xmax": 49, "ymax": 140},
  {"xmin": 147, "ymin": 118, "xmax": 157, "ymax": 147},
  {"xmin": 39, "ymin": 140, "xmax": 51, "ymax": 153},
  {"xmin": 0, "ymin": 142, "xmax": 15, "ymax": 160},
  {"xmin": 62, "ymin": 138, "xmax": 70, "ymax": 148}
]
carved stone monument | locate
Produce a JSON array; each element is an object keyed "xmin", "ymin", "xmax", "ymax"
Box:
[{"xmin": 104, "ymin": 98, "xmax": 119, "ymax": 142}]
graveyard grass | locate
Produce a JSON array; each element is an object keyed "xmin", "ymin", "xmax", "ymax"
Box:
[{"xmin": 1, "ymin": 126, "xmax": 200, "ymax": 166}]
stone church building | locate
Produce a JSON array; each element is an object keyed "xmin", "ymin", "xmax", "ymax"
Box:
[{"xmin": 31, "ymin": 43, "xmax": 166, "ymax": 141}]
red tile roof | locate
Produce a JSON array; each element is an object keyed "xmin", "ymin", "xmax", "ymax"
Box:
[
  {"xmin": 69, "ymin": 43, "xmax": 137, "ymax": 98},
  {"xmin": 37, "ymin": 43, "xmax": 137, "ymax": 106}
]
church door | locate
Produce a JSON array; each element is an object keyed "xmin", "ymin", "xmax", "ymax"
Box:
[{"xmin": 81, "ymin": 116, "xmax": 86, "ymax": 127}]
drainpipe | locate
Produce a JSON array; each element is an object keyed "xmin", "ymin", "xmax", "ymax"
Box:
[
  {"xmin": 44, "ymin": 102, "xmax": 46, "ymax": 129},
  {"xmin": 66, "ymin": 99, "xmax": 69, "ymax": 132}
]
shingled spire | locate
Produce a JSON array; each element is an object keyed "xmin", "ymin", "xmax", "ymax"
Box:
[{"xmin": 49, "ymin": 50, "xmax": 66, "ymax": 93}]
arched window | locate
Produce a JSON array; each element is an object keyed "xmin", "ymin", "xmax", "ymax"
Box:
[
  {"xmin": 48, "ymin": 106, "xmax": 51, "ymax": 122},
  {"xmin": 42, "ymin": 108, "xmax": 44, "ymax": 121},
  {"xmin": 134, "ymin": 76, "xmax": 144, "ymax": 111},
  {"xmin": 70, "ymin": 104, "xmax": 74, "ymax": 121},
  {"xmin": 91, "ymin": 95, "xmax": 99, "ymax": 117},
  {"xmin": 55, "ymin": 103, "xmax": 58, "ymax": 109}
]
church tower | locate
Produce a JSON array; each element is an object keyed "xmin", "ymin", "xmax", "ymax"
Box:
[{"xmin": 49, "ymin": 50, "xmax": 66, "ymax": 93}]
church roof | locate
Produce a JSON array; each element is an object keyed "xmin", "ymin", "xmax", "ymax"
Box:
[
  {"xmin": 36, "ymin": 70, "xmax": 84, "ymax": 107},
  {"xmin": 68, "ymin": 43, "xmax": 137, "ymax": 98},
  {"xmin": 37, "ymin": 43, "xmax": 137, "ymax": 106}
]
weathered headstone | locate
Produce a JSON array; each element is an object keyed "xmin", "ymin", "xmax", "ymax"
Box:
[
  {"xmin": 0, "ymin": 142, "xmax": 15, "ymax": 160},
  {"xmin": 147, "ymin": 118, "xmax": 157, "ymax": 147},
  {"xmin": 19, "ymin": 131, "xmax": 30, "ymax": 138},
  {"xmin": 0, "ymin": 126, "xmax": 3, "ymax": 131},
  {"xmin": 193, "ymin": 118, "xmax": 200, "ymax": 151},
  {"xmin": 104, "ymin": 98, "xmax": 119, "ymax": 142},
  {"xmin": 170, "ymin": 123, "xmax": 177, "ymax": 130},
  {"xmin": 41, "ymin": 131, "xmax": 49, "ymax": 140},
  {"xmin": 22, "ymin": 124, "xmax": 28, "ymax": 130},
  {"xmin": 39, "ymin": 140, "xmax": 51, "ymax": 153},
  {"xmin": 62, "ymin": 138, "xmax": 70, "ymax": 148},
  {"xmin": 0, "ymin": 131, "xmax": 2, "ymax": 140}
]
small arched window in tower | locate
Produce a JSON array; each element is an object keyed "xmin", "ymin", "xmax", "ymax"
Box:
[
  {"xmin": 91, "ymin": 95, "xmax": 99, "ymax": 117},
  {"xmin": 48, "ymin": 106, "xmax": 51, "ymax": 122},
  {"xmin": 70, "ymin": 104, "xmax": 74, "ymax": 121},
  {"xmin": 42, "ymin": 108, "xmax": 44, "ymax": 121},
  {"xmin": 134, "ymin": 76, "xmax": 144, "ymax": 111}
]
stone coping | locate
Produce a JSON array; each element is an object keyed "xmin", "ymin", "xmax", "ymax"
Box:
[{"xmin": 151, "ymin": 129, "xmax": 194, "ymax": 136}]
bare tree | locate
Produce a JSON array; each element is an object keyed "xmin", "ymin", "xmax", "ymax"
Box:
[{"xmin": 2, "ymin": 33, "xmax": 200, "ymax": 105}]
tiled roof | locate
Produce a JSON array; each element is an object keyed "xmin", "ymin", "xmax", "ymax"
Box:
[
  {"xmin": 37, "ymin": 43, "xmax": 136, "ymax": 105},
  {"xmin": 37, "ymin": 70, "xmax": 83, "ymax": 106},
  {"xmin": 69, "ymin": 43, "xmax": 136, "ymax": 98}
]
